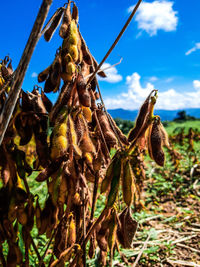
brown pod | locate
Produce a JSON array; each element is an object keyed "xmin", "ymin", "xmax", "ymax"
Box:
[
  {"xmin": 97, "ymin": 217, "xmax": 111, "ymax": 251},
  {"xmin": 89, "ymin": 235, "xmax": 95, "ymax": 259},
  {"xmin": 1, "ymin": 65, "xmax": 10, "ymax": 81},
  {"xmin": 128, "ymin": 92, "xmax": 152, "ymax": 142},
  {"xmin": 78, "ymin": 30, "xmax": 93, "ymax": 65},
  {"xmin": 74, "ymin": 112, "xmax": 86, "ymax": 144},
  {"xmin": 38, "ymin": 65, "xmax": 51, "ymax": 83},
  {"xmin": 14, "ymin": 114, "xmax": 33, "ymax": 146},
  {"xmin": 1, "ymin": 60, "xmax": 13, "ymax": 81},
  {"xmin": 44, "ymin": 73, "xmax": 56, "ymax": 93},
  {"xmin": 49, "ymin": 81, "xmax": 75, "ymax": 123},
  {"xmin": 80, "ymin": 132, "xmax": 96, "ymax": 154},
  {"xmin": 107, "ymin": 113, "xmax": 129, "ymax": 145},
  {"xmin": 149, "ymin": 117, "xmax": 165, "ymax": 166},
  {"xmin": 44, "ymin": 8, "xmax": 64, "ymax": 42},
  {"xmin": 41, "ymin": 90, "xmax": 53, "ymax": 112},
  {"xmin": 54, "ymin": 218, "xmax": 68, "ymax": 258},
  {"xmin": 96, "ymin": 108, "xmax": 117, "ymax": 147},
  {"xmin": 36, "ymin": 157, "xmax": 64, "ymax": 182},
  {"xmin": 77, "ymin": 73, "xmax": 91, "ymax": 107},
  {"xmin": 72, "ymin": 3, "xmax": 79, "ymax": 23},
  {"xmin": 50, "ymin": 54, "xmax": 62, "ymax": 92},
  {"xmin": 7, "ymin": 60, "xmax": 13, "ymax": 74},
  {"xmin": 90, "ymin": 89, "xmax": 97, "ymax": 110},
  {"xmin": 90, "ymin": 75, "xmax": 97, "ymax": 92},
  {"xmin": 59, "ymin": 2, "xmax": 72, "ymax": 38},
  {"xmin": 77, "ymin": 34, "xmax": 83, "ymax": 64},
  {"xmin": 94, "ymin": 91, "xmax": 100, "ymax": 100},
  {"xmin": 67, "ymin": 215, "xmax": 76, "ymax": 246},
  {"xmin": 159, "ymin": 122, "xmax": 170, "ymax": 148}
]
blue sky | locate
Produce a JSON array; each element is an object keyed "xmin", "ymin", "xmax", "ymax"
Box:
[{"xmin": 1, "ymin": 0, "xmax": 200, "ymax": 110}]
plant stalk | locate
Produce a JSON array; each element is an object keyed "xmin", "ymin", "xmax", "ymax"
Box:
[
  {"xmin": 0, "ymin": 0, "xmax": 53, "ymax": 145},
  {"xmin": 86, "ymin": 0, "xmax": 143, "ymax": 86}
]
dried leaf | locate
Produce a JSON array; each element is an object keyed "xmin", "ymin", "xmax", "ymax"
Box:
[{"xmin": 117, "ymin": 207, "xmax": 138, "ymax": 248}]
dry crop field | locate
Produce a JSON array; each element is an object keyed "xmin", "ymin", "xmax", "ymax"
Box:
[{"xmin": 0, "ymin": 0, "xmax": 199, "ymax": 266}]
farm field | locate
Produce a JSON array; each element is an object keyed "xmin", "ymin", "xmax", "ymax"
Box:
[
  {"xmin": 1, "ymin": 120, "xmax": 199, "ymax": 266},
  {"xmin": 0, "ymin": 0, "xmax": 200, "ymax": 266}
]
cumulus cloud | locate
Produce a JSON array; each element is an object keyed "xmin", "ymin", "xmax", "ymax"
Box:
[
  {"xmin": 193, "ymin": 80, "xmax": 200, "ymax": 90},
  {"xmin": 31, "ymin": 72, "xmax": 38, "ymax": 78},
  {"xmin": 185, "ymin": 43, "xmax": 200, "ymax": 56},
  {"xmin": 129, "ymin": 0, "xmax": 178, "ymax": 36},
  {"xmin": 104, "ymin": 72, "xmax": 200, "ymax": 110},
  {"xmin": 98, "ymin": 63, "xmax": 122, "ymax": 83}
]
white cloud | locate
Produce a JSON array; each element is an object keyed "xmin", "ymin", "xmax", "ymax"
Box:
[
  {"xmin": 129, "ymin": 1, "xmax": 178, "ymax": 36},
  {"xmin": 149, "ymin": 76, "xmax": 158, "ymax": 82},
  {"xmin": 165, "ymin": 77, "xmax": 174, "ymax": 83},
  {"xmin": 104, "ymin": 72, "xmax": 200, "ymax": 110},
  {"xmin": 193, "ymin": 80, "xmax": 200, "ymax": 90},
  {"xmin": 185, "ymin": 43, "xmax": 200, "ymax": 56},
  {"xmin": 99, "ymin": 63, "xmax": 122, "ymax": 83},
  {"xmin": 31, "ymin": 72, "xmax": 38, "ymax": 78}
]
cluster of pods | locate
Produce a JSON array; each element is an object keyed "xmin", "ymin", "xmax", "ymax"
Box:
[{"xmin": 0, "ymin": 1, "xmax": 169, "ymax": 266}]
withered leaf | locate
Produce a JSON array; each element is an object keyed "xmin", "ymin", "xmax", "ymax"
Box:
[{"xmin": 117, "ymin": 207, "xmax": 138, "ymax": 248}]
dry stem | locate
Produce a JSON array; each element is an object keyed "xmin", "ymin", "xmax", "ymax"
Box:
[
  {"xmin": 86, "ymin": 0, "xmax": 143, "ymax": 86},
  {"xmin": 0, "ymin": 0, "xmax": 53, "ymax": 145}
]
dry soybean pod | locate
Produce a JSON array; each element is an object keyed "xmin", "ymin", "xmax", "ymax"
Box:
[
  {"xmin": 101, "ymin": 155, "xmax": 117, "ymax": 193},
  {"xmin": 59, "ymin": 1, "xmax": 72, "ymax": 39},
  {"xmin": 107, "ymin": 157, "xmax": 122, "ymax": 207},
  {"xmin": 44, "ymin": 8, "xmax": 64, "ymax": 42},
  {"xmin": 72, "ymin": 2, "xmax": 79, "ymax": 23},
  {"xmin": 128, "ymin": 89, "xmax": 157, "ymax": 142},
  {"xmin": 122, "ymin": 159, "xmax": 135, "ymax": 206},
  {"xmin": 107, "ymin": 112, "xmax": 129, "ymax": 145},
  {"xmin": 150, "ymin": 116, "xmax": 165, "ymax": 166}
]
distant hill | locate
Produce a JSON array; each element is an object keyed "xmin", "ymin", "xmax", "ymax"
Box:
[{"xmin": 107, "ymin": 108, "xmax": 200, "ymax": 121}]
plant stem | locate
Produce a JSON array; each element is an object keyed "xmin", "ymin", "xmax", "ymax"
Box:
[
  {"xmin": 30, "ymin": 236, "xmax": 42, "ymax": 262},
  {"xmin": 81, "ymin": 188, "xmax": 86, "ymax": 267},
  {"xmin": 90, "ymin": 173, "xmax": 100, "ymax": 221},
  {"xmin": 0, "ymin": 0, "xmax": 53, "ymax": 145},
  {"xmin": 86, "ymin": 0, "xmax": 143, "ymax": 86}
]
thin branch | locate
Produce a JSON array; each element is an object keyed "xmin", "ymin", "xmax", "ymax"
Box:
[
  {"xmin": 166, "ymin": 259, "xmax": 200, "ymax": 267},
  {"xmin": 31, "ymin": 237, "xmax": 42, "ymax": 262},
  {"xmin": 0, "ymin": 0, "xmax": 53, "ymax": 145},
  {"xmin": 170, "ymin": 235, "xmax": 196, "ymax": 245},
  {"xmin": 81, "ymin": 188, "xmax": 86, "ymax": 267},
  {"xmin": 85, "ymin": 57, "xmax": 123, "ymax": 80},
  {"xmin": 86, "ymin": 0, "xmax": 143, "ymax": 86},
  {"xmin": 90, "ymin": 173, "xmax": 100, "ymax": 221},
  {"xmin": 39, "ymin": 228, "xmax": 57, "ymax": 267},
  {"xmin": 133, "ymin": 232, "xmax": 151, "ymax": 267},
  {"xmin": 176, "ymin": 243, "xmax": 200, "ymax": 254},
  {"xmin": 83, "ymin": 208, "xmax": 109, "ymax": 245}
]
